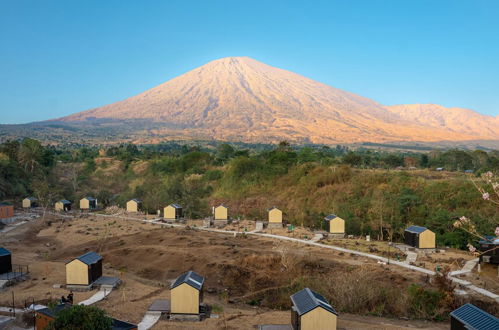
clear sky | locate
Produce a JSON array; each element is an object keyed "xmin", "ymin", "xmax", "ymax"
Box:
[{"xmin": 1, "ymin": 0, "xmax": 498, "ymax": 124}]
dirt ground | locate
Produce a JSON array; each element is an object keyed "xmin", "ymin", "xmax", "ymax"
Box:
[{"xmin": 0, "ymin": 212, "xmax": 492, "ymax": 329}]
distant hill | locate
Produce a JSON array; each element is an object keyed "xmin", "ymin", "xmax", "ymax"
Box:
[{"xmin": 2, "ymin": 57, "xmax": 499, "ymax": 147}]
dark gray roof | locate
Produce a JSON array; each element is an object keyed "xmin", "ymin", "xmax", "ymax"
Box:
[
  {"xmin": 130, "ymin": 198, "xmax": 142, "ymax": 203},
  {"xmin": 324, "ymin": 214, "xmax": 339, "ymax": 221},
  {"xmin": 267, "ymin": 206, "xmax": 280, "ymax": 211},
  {"xmin": 216, "ymin": 204, "xmax": 227, "ymax": 208},
  {"xmin": 72, "ymin": 252, "xmax": 102, "ymax": 265},
  {"xmin": 82, "ymin": 197, "xmax": 96, "ymax": 201},
  {"xmin": 0, "ymin": 247, "xmax": 11, "ymax": 257},
  {"xmin": 37, "ymin": 304, "xmax": 69, "ymax": 318},
  {"xmin": 24, "ymin": 197, "xmax": 37, "ymax": 201},
  {"xmin": 0, "ymin": 202, "xmax": 12, "ymax": 206},
  {"xmin": 450, "ymin": 303, "xmax": 499, "ymax": 330},
  {"xmin": 290, "ymin": 288, "xmax": 337, "ymax": 316},
  {"xmin": 169, "ymin": 203, "xmax": 182, "ymax": 208},
  {"xmin": 479, "ymin": 235, "xmax": 499, "ymax": 245},
  {"xmin": 405, "ymin": 225, "xmax": 428, "ymax": 234},
  {"xmin": 58, "ymin": 199, "xmax": 71, "ymax": 204},
  {"xmin": 171, "ymin": 270, "xmax": 204, "ymax": 291},
  {"xmin": 112, "ymin": 318, "xmax": 137, "ymax": 330}
]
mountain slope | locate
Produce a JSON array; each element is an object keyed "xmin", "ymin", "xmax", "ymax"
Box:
[{"xmin": 56, "ymin": 57, "xmax": 499, "ymax": 144}]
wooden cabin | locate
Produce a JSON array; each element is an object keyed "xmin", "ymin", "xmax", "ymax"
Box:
[
  {"xmin": 478, "ymin": 236, "xmax": 499, "ymax": 264},
  {"xmin": 324, "ymin": 214, "xmax": 345, "ymax": 235},
  {"xmin": 35, "ymin": 304, "xmax": 138, "ymax": 330},
  {"xmin": 290, "ymin": 287, "xmax": 338, "ymax": 330},
  {"xmin": 80, "ymin": 197, "xmax": 97, "ymax": 210},
  {"xmin": 126, "ymin": 199, "xmax": 142, "ymax": 213},
  {"xmin": 55, "ymin": 200, "xmax": 71, "ymax": 212},
  {"xmin": 214, "ymin": 205, "xmax": 228, "ymax": 221},
  {"xmin": 22, "ymin": 197, "xmax": 38, "ymax": 208},
  {"xmin": 404, "ymin": 225, "xmax": 435, "ymax": 249},
  {"xmin": 66, "ymin": 252, "xmax": 103, "ymax": 286},
  {"xmin": 170, "ymin": 270, "xmax": 205, "ymax": 315},
  {"xmin": 0, "ymin": 202, "xmax": 14, "ymax": 219},
  {"xmin": 164, "ymin": 203, "xmax": 183, "ymax": 221},
  {"xmin": 268, "ymin": 207, "xmax": 283, "ymax": 223},
  {"xmin": 0, "ymin": 247, "xmax": 12, "ymax": 275},
  {"xmin": 450, "ymin": 303, "xmax": 499, "ymax": 330}
]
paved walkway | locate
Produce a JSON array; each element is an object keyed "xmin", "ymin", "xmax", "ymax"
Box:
[
  {"xmin": 404, "ymin": 251, "xmax": 418, "ymax": 265},
  {"xmin": 450, "ymin": 258, "xmax": 479, "ymax": 276},
  {"xmin": 138, "ymin": 311, "xmax": 162, "ymax": 330},
  {"xmin": 311, "ymin": 233, "xmax": 324, "ymax": 242},
  {"xmin": 78, "ymin": 288, "xmax": 112, "ymax": 306}
]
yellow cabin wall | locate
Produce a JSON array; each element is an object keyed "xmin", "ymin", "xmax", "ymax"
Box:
[
  {"xmin": 419, "ymin": 230, "xmax": 436, "ymax": 249},
  {"xmin": 214, "ymin": 206, "xmax": 227, "ymax": 220},
  {"xmin": 268, "ymin": 209, "xmax": 282, "ymax": 223},
  {"xmin": 66, "ymin": 259, "xmax": 89, "ymax": 285},
  {"xmin": 164, "ymin": 206, "xmax": 176, "ymax": 219},
  {"xmin": 55, "ymin": 202, "xmax": 64, "ymax": 211},
  {"xmin": 171, "ymin": 283, "xmax": 199, "ymax": 314},
  {"xmin": 80, "ymin": 199, "xmax": 90, "ymax": 209},
  {"xmin": 127, "ymin": 201, "xmax": 138, "ymax": 212},
  {"xmin": 329, "ymin": 218, "xmax": 345, "ymax": 234},
  {"xmin": 301, "ymin": 307, "xmax": 337, "ymax": 330},
  {"xmin": 22, "ymin": 199, "xmax": 31, "ymax": 208}
]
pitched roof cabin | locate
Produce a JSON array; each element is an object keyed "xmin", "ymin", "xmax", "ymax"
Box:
[
  {"xmin": 22, "ymin": 197, "xmax": 38, "ymax": 208},
  {"xmin": 55, "ymin": 200, "xmax": 71, "ymax": 212},
  {"xmin": 170, "ymin": 270, "xmax": 204, "ymax": 315},
  {"xmin": 404, "ymin": 225, "xmax": 436, "ymax": 249},
  {"xmin": 35, "ymin": 304, "xmax": 137, "ymax": 330},
  {"xmin": 478, "ymin": 236, "xmax": 499, "ymax": 264},
  {"xmin": 126, "ymin": 199, "xmax": 142, "ymax": 213},
  {"xmin": 66, "ymin": 252, "xmax": 103, "ymax": 286},
  {"xmin": 164, "ymin": 203, "xmax": 183, "ymax": 220},
  {"xmin": 80, "ymin": 197, "xmax": 97, "ymax": 210},
  {"xmin": 268, "ymin": 207, "xmax": 283, "ymax": 223},
  {"xmin": 324, "ymin": 214, "xmax": 345, "ymax": 234},
  {"xmin": 214, "ymin": 204, "xmax": 228, "ymax": 221},
  {"xmin": 0, "ymin": 202, "xmax": 14, "ymax": 219},
  {"xmin": 450, "ymin": 303, "xmax": 499, "ymax": 330},
  {"xmin": 0, "ymin": 247, "xmax": 12, "ymax": 275},
  {"xmin": 290, "ymin": 287, "xmax": 338, "ymax": 330}
]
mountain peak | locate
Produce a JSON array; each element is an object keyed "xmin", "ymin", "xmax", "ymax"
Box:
[{"xmin": 56, "ymin": 58, "xmax": 499, "ymax": 144}]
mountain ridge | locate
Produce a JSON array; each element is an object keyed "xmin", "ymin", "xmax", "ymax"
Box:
[{"xmin": 40, "ymin": 56, "xmax": 499, "ymax": 144}]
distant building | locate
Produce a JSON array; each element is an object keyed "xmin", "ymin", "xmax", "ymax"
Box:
[
  {"xmin": 0, "ymin": 202, "xmax": 14, "ymax": 219},
  {"xmin": 324, "ymin": 214, "xmax": 345, "ymax": 236},
  {"xmin": 450, "ymin": 303, "xmax": 499, "ymax": 330},
  {"xmin": 126, "ymin": 199, "xmax": 142, "ymax": 213},
  {"xmin": 214, "ymin": 204, "xmax": 228, "ymax": 223},
  {"xmin": 478, "ymin": 236, "xmax": 499, "ymax": 264},
  {"xmin": 80, "ymin": 197, "xmax": 97, "ymax": 210},
  {"xmin": 404, "ymin": 225, "xmax": 435, "ymax": 249},
  {"xmin": 464, "ymin": 169, "xmax": 474, "ymax": 174},
  {"xmin": 170, "ymin": 270, "xmax": 205, "ymax": 316},
  {"xmin": 22, "ymin": 197, "xmax": 38, "ymax": 208},
  {"xmin": 290, "ymin": 287, "xmax": 338, "ymax": 330},
  {"xmin": 66, "ymin": 252, "xmax": 103, "ymax": 287},
  {"xmin": 55, "ymin": 200, "xmax": 71, "ymax": 212},
  {"xmin": 164, "ymin": 204, "xmax": 183, "ymax": 222},
  {"xmin": 35, "ymin": 304, "xmax": 137, "ymax": 330},
  {"xmin": 268, "ymin": 207, "xmax": 283, "ymax": 224},
  {"xmin": 0, "ymin": 247, "xmax": 12, "ymax": 275}
]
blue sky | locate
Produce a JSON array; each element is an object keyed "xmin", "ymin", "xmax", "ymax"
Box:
[{"xmin": 1, "ymin": 0, "xmax": 498, "ymax": 124}]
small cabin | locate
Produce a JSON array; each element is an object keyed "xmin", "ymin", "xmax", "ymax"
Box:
[
  {"xmin": 66, "ymin": 252, "xmax": 103, "ymax": 286},
  {"xmin": 478, "ymin": 236, "xmax": 499, "ymax": 264},
  {"xmin": 0, "ymin": 202, "xmax": 14, "ymax": 219},
  {"xmin": 35, "ymin": 304, "xmax": 138, "ymax": 330},
  {"xmin": 404, "ymin": 225, "xmax": 435, "ymax": 249},
  {"xmin": 55, "ymin": 200, "xmax": 71, "ymax": 212},
  {"xmin": 268, "ymin": 207, "xmax": 283, "ymax": 223},
  {"xmin": 290, "ymin": 287, "xmax": 338, "ymax": 330},
  {"xmin": 0, "ymin": 247, "xmax": 12, "ymax": 275},
  {"xmin": 170, "ymin": 270, "xmax": 205, "ymax": 315},
  {"xmin": 324, "ymin": 214, "xmax": 345, "ymax": 235},
  {"xmin": 22, "ymin": 197, "xmax": 38, "ymax": 208},
  {"xmin": 80, "ymin": 197, "xmax": 97, "ymax": 210},
  {"xmin": 164, "ymin": 204, "xmax": 183, "ymax": 221},
  {"xmin": 450, "ymin": 303, "xmax": 499, "ymax": 330},
  {"xmin": 214, "ymin": 204, "xmax": 228, "ymax": 221},
  {"xmin": 126, "ymin": 199, "xmax": 142, "ymax": 213}
]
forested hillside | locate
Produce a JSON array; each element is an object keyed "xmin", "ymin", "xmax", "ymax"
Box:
[{"xmin": 1, "ymin": 139, "xmax": 497, "ymax": 248}]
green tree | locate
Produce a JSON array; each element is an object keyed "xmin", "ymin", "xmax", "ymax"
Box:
[{"xmin": 46, "ymin": 305, "xmax": 113, "ymax": 330}]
